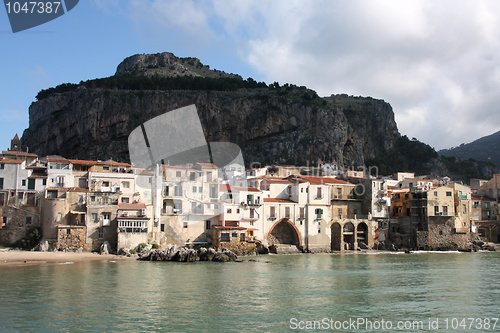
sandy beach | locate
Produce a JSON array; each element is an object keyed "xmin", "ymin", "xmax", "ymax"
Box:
[{"xmin": 0, "ymin": 250, "xmax": 137, "ymax": 267}]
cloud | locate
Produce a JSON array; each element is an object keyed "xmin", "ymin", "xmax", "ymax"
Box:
[{"xmin": 97, "ymin": 0, "xmax": 500, "ymax": 150}]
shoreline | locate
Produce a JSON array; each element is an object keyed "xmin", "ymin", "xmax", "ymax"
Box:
[
  {"xmin": 0, "ymin": 250, "xmax": 136, "ymax": 267},
  {"xmin": 1, "ymin": 247, "xmax": 497, "ymax": 268}
]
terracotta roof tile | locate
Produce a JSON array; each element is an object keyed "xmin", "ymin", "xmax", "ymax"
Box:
[{"xmin": 263, "ymin": 198, "xmax": 296, "ymax": 203}]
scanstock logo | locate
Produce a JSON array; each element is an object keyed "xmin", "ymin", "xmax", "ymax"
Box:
[{"xmin": 3, "ymin": 0, "xmax": 79, "ymax": 33}]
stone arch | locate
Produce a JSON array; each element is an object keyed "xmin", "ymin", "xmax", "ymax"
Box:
[
  {"xmin": 357, "ymin": 222, "xmax": 368, "ymax": 247},
  {"xmin": 267, "ymin": 218, "xmax": 301, "ymax": 247},
  {"xmin": 330, "ymin": 222, "xmax": 342, "ymax": 251},
  {"xmin": 343, "ymin": 222, "xmax": 355, "ymax": 250}
]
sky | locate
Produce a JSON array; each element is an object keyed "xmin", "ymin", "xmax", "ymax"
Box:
[{"xmin": 1, "ymin": 0, "xmax": 500, "ymax": 153}]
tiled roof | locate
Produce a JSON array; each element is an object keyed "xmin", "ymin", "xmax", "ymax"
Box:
[
  {"xmin": 98, "ymin": 160, "xmax": 131, "ymax": 167},
  {"xmin": 118, "ymin": 202, "xmax": 147, "ymax": 210},
  {"xmin": 197, "ymin": 163, "xmax": 217, "ymax": 168},
  {"xmin": 471, "ymin": 195, "xmax": 496, "ymax": 201},
  {"xmin": 297, "ymin": 175, "xmax": 353, "ymax": 185},
  {"xmin": 213, "ymin": 226, "xmax": 246, "ymax": 230},
  {"xmin": 263, "ymin": 198, "xmax": 296, "ymax": 203},
  {"xmin": 0, "ymin": 158, "xmax": 23, "ymax": 164},
  {"xmin": 2, "ymin": 150, "xmax": 37, "ymax": 157},
  {"xmin": 219, "ymin": 184, "xmax": 262, "ymax": 192},
  {"xmin": 69, "ymin": 159, "xmax": 99, "ymax": 165},
  {"xmin": 46, "ymin": 187, "xmax": 89, "ymax": 192}
]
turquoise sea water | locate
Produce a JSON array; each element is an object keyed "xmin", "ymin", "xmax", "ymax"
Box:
[{"xmin": 0, "ymin": 252, "xmax": 499, "ymax": 332}]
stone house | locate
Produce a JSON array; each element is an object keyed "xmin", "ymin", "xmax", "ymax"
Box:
[
  {"xmin": 0, "ymin": 154, "xmax": 46, "ymax": 246},
  {"xmin": 117, "ymin": 202, "xmax": 149, "ymax": 250},
  {"xmin": 471, "ymin": 195, "xmax": 499, "ymax": 242}
]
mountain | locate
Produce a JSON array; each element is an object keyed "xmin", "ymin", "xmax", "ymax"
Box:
[
  {"xmin": 439, "ymin": 130, "xmax": 500, "ymax": 168},
  {"xmin": 20, "ymin": 52, "xmax": 496, "ymax": 181}
]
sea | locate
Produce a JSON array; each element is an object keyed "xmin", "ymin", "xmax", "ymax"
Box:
[{"xmin": 0, "ymin": 251, "xmax": 499, "ymax": 332}]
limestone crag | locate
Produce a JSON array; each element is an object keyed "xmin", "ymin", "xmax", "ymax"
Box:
[
  {"xmin": 22, "ymin": 53, "xmax": 400, "ymax": 168},
  {"xmin": 116, "ymin": 52, "xmax": 242, "ymax": 79}
]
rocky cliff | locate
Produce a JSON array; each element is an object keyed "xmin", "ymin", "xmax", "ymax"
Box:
[{"xmin": 22, "ymin": 52, "xmax": 401, "ymax": 169}]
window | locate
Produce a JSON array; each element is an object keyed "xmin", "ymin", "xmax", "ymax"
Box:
[
  {"xmin": 56, "ymin": 176, "xmax": 65, "ymax": 187},
  {"xmin": 434, "ymin": 206, "xmax": 439, "ymax": 214},
  {"xmin": 206, "ymin": 172, "xmax": 212, "ymax": 182},
  {"xmin": 163, "ymin": 186, "xmax": 169, "ymax": 196},
  {"xmin": 270, "ymin": 206, "xmax": 276, "ymax": 218},
  {"xmin": 442, "ymin": 206, "xmax": 448, "ymax": 215},
  {"xmin": 300, "ymin": 207, "xmax": 305, "ymax": 219},
  {"xmin": 190, "ymin": 172, "xmax": 196, "ymax": 181},
  {"xmin": 102, "ymin": 213, "xmax": 111, "ymax": 226},
  {"xmin": 209, "ymin": 185, "xmax": 217, "ymax": 199},
  {"xmin": 90, "ymin": 196, "xmax": 95, "ymax": 202},
  {"xmin": 0, "ymin": 178, "xmax": 3, "ymax": 190},
  {"xmin": 103, "ymin": 166, "xmax": 109, "ymax": 171},
  {"xmin": 337, "ymin": 188, "xmax": 342, "ymax": 198},
  {"xmin": 122, "ymin": 181, "xmax": 130, "ymax": 189},
  {"xmin": 198, "ymin": 186, "xmax": 202, "ymax": 193},
  {"xmin": 25, "ymin": 216, "xmax": 32, "ymax": 225},
  {"xmin": 250, "ymin": 208, "xmax": 255, "ymax": 219},
  {"xmin": 473, "ymin": 202, "xmax": 479, "ymax": 209},
  {"xmin": 220, "ymin": 233, "xmax": 230, "ymax": 242},
  {"xmin": 434, "ymin": 191, "xmax": 438, "ymax": 196},
  {"xmin": 205, "ymin": 220, "xmax": 211, "ymax": 230},
  {"xmin": 121, "ymin": 197, "xmax": 129, "ymax": 203},
  {"xmin": 0, "ymin": 216, "xmax": 6, "ymax": 228},
  {"xmin": 42, "ymin": 179, "xmax": 46, "ymax": 186},
  {"xmin": 66, "ymin": 229, "xmax": 71, "ymax": 235},
  {"xmin": 22, "ymin": 179, "xmax": 26, "ymax": 186},
  {"xmin": 337, "ymin": 208, "xmax": 342, "ymax": 218},
  {"xmin": 317, "ymin": 187, "xmax": 322, "ymax": 199},
  {"xmin": 315, "ymin": 208, "xmax": 323, "ymax": 218},
  {"xmin": 485, "ymin": 202, "xmax": 490, "ymax": 209},
  {"xmin": 176, "ymin": 171, "xmax": 182, "ymax": 178},
  {"xmin": 160, "ymin": 224, "xmax": 165, "ymax": 232},
  {"xmin": 227, "ymin": 208, "xmax": 232, "ymax": 214},
  {"xmin": 446, "ymin": 192, "xmax": 452, "ymax": 197},
  {"xmin": 462, "ymin": 204, "xmax": 467, "ymax": 214},
  {"xmin": 174, "ymin": 185, "xmax": 182, "ymax": 197},
  {"xmin": 0, "ymin": 193, "xmax": 4, "ymax": 206},
  {"xmin": 183, "ymin": 222, "xmax": 188, "ymax": 228},
  {"xmin": 285, "ymin": 207, "xmax": 290, "ymax": 218},
  {"xmin": 47, "ymin": 190, "xmax": 58, "ymax": 199},
  {"xmin": 247, "ymin": 194, "xmax": 254, "ymax": 205},
  {"xmin": 231, "ymin": 232, "xmax": 238, "ymax": 238},
  {"xmin": 102, "ymin": 181, "xmax": 110, "ymax": 187},
  {"xmin": 192, "ymin": 186, "xmax": 197, "ymax": 193},
  {"xmin": 0, "ymin": 164, "xmax": 4, "ymax": 169},
  {"xmin": 98, "ymin": 227, "xmax": 103, "ymax": 239}
]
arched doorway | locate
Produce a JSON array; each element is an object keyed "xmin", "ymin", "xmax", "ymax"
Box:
[
  {"xmin": 343, "ymin": 222, "xmax": 355, "ymax": 250},
  {"xmin": 267, "ymin": 219, "xmax": 301, "ymax": 247},
  {"xmin": 357, "ymin": 222, "xmax": 368, "ymax": 247},
  {"xmin": 331, "ymin": 222, "xmax": 342, "ymax": 251}
]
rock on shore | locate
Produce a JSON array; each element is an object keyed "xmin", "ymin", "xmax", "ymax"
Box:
[{"xmin": 138, "ymin": 246, "xmax": 238, "ymax": 263}]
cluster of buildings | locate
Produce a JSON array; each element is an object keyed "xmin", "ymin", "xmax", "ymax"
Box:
[{"xmin": 0, "ymin": 135, "xmax": 499, "ymax": 253}]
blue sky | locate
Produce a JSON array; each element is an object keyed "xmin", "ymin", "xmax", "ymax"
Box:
[{"xmin": 1, "ymin": 0, "xmax": 500, "ymax": 153}]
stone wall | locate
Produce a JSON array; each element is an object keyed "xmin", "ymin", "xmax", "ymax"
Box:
[
  {"xmin": 418, "ymin": 217, "xmax": 470, "ymax": 250},
  {"xmin": 57, "ymin": 226, "xmax": 85, "ymax": 250},
  {"xmin": 0, "ymin": 205, "xmax": 40, "ymax": 246}
]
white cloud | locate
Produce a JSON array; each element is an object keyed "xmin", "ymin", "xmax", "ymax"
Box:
[{"xmin": 98, "ymin": 0, "xmax": 500, "ymax": 150}]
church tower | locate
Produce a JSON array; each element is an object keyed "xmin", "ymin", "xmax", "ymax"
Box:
[{"xmin": 10, "ymin": 134, "xmax": 22, "ymax": 151}]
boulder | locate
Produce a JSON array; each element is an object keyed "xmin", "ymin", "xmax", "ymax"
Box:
[
  {"xmin": 212, "ymin": 252, "xmax": 230, "ymax": 262},
  {"xmin": 100, "ymin": 241, "xmax": 110, "ymax": 255},
  {"xmin": 221, "ymin": 248, "xmax": 237, "ymax": 261}
]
